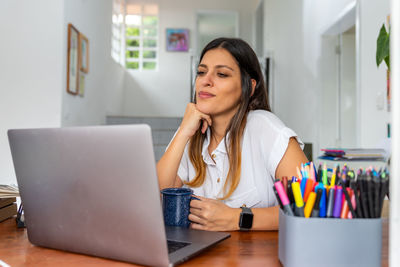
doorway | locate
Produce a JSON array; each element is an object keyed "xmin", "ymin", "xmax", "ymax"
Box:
[
  {"xmin": 319, "ymin": 3, "xmax": 358, "ymax": 149},
  {"xmin": 195, "ymin": 10, "xmax": 239, "ymax": 56}
]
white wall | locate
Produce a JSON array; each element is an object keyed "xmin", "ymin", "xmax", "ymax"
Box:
[
  {"xmin": 121, "ymin": 0, "xmax": 260, "ymax": 117},
  {"xmin": 0, "ymin": 0, "xmax": 64, "ymax": 185},
  {"xmin": 264, "ymin": 0, "xmax": 390, "ymax": 159},
  {"xmin": 264, "ymin": 0, "xmax": 317, "ymax": 152},
  {"xmin": 358, "ymin": 0, "xmax": 391, "ymax": 147},
  {"xmin": 62, "ymin": 0, "xmax": 125, "ymax": 126},
  {"xmin": 0, "ymin": 0, "xmax": 125, "ymax": 184}
]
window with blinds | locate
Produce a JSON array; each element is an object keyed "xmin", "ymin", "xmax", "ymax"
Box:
[{"xmin": 112, "ymin": 1, "xmax": 159, "ymax": 71}]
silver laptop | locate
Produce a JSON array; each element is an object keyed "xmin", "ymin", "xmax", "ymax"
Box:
[{"xmin": 8, "ymin": 125, "xmax": 230, "ymax": 266}]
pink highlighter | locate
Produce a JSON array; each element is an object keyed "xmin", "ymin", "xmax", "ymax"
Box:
[{"xmin": 275, "ymin": 181, "xmax": 294, "ymax": 216}]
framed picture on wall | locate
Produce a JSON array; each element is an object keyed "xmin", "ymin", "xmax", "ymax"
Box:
[
  {"xmin": 166, "ymin": 28, "xmax": 189, "ymax": 52},
  {"xmin": 79, "ymin": 33, "xmax": 89, "ymax": 73},
  {"xmin": 67, "ymin": 23, "xmax": 79, "ymax": 95}
]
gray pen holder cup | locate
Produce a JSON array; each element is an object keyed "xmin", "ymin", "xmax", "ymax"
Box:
[
  {"xmin": 161, "ymin": 188, "xmax": 196, "ymax": 228},
  {"xmin": 278, "ymin": 210, "xmax": 382, "ymax": 267}
]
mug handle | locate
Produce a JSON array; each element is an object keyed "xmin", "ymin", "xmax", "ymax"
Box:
[{"xmin": 191, "ymin": 195, "xmax": 200, "ymax": 201}]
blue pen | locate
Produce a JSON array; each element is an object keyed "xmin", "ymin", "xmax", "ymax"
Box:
[
  {"xmin": 319, "ymin": 187, "xmax": 327, "ymax": 217},
  {"xmin": 315, "ymin": 183, "xmax": 327, "ymax": 217},
  {"xmin": 291, "ymin": 176, "xmax": 297, "ymax": 183},
  {"xmin": 300, "ymin": 178, "xmax": 307, "ymax": 197}
]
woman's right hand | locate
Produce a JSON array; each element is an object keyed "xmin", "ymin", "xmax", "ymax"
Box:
[{"xmin": 178, "ymin": 103, "xmax": 212, "ymax": 139}]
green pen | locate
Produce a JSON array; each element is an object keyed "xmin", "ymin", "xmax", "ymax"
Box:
[{"xmin": 322, "ymin": 163, "xmax": 328, "ymax": 185}]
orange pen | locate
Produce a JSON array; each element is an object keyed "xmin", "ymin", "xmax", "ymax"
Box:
[
  {"xmin": 340, "ymin": 188, "xmax": 352, "ymax": 218},
  {"xmin": 303, "ymin": 179, "xmax": 314, "ymax": 203}
]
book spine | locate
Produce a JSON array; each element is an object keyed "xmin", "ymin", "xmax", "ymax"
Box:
[{"xmin": 0, "ymin": 203, "xmax": 18, "ymax": 223}]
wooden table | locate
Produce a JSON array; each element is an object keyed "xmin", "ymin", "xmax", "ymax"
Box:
[{"xmin": 0, "ymin": 217, "xmax": 388, "ymax": 266}]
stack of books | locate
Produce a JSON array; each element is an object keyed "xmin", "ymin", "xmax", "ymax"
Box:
[
  {"xmin": 0, "ymin": 184, "xmax": 19, "ymax": 222},
  {"xmin": 319, "ymin": 148, "xmax": 387, "ymax": 161}
]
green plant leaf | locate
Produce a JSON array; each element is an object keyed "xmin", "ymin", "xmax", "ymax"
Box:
[
  {"xmin": 384, "ymin": 54, "xmax": 390, "ymax": 70},
  {"xmin": 376, "ymin": 24, "xmax": 390, "ymax": 69}
]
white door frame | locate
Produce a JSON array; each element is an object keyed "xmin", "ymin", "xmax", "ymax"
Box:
[{"xmin": 321, "ymin": 0, "xmax": 360, "ymax": 147}]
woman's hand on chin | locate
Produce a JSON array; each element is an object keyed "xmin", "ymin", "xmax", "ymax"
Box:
[
  {"xmin": 188, "ymin": 195, "xmax": 241, "ymax": 231},
  {"xmin": 178, "ymin": 103, "xmax": 212, "ymax": 138}
]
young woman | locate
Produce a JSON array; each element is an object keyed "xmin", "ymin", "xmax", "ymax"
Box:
[{"xmin": 157, "ymin": 38, "xmax": 308, "ymax": 231}]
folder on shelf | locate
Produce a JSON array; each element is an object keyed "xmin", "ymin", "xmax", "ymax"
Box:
[{"xmin": 319, "ymin": 148, "xmax": 387, "ymax": 161}]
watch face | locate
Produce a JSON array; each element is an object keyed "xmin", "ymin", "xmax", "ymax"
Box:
[{"xmin": 240, "ymin": 213, "xmax": 254, "ymax": 229}]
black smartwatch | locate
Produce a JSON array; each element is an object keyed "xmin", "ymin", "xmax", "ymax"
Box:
[{"xmin": 239, "ymin": 205, "xmax": 253, "ymax": 231}]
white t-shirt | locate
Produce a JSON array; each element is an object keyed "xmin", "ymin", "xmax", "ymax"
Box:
[{"xmin": 177, "ymin": 110, "xmax": 304, "ymax": 208}]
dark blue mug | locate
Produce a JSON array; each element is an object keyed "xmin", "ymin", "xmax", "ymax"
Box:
[{"xmin": 161, "ymin": 188, "xmax": 199, "ymax": 228}]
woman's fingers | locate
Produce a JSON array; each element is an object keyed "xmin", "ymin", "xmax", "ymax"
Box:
[
  {"xmin": 190, "ymin": 223, "xmax": 205, "ymax": 230},
  {"xmin": 201, "ymin": 120, "xmax": 208, "ymax": 133},
  {"xmin": 179, "ymin": 103, "xmax": 212, "ymax": 137},
  {"xmin": 189, "ymin": 207, "xmax": 202, "ymax": 217},
  {"xmin": 200, "ymin": 113, "xmax": 212, "ymax": 134},
  {"xmin": 188, "ymin": 213, "xmax": 206, "ymax": 225},
  {"xmin": 201, "ymin": 113, "xmax": 212, "ymax": 127}
]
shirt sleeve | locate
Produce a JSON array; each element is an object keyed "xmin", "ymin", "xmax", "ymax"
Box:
[
  {"xmin": 249, "ymin": 111, "xmax": 304, "ymax": 179},
  {"xmin": 267, "ymin": 127, "xmax": 304, "ymax": 178},
  {"xmin": 177, "ymin": 144, "xmax": 189, "ymax": 182}
]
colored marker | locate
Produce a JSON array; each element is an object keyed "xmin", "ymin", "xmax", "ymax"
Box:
[
  {"xmin": 330, "ymin": 166, "xmax": 337, "ymax": 187},
  {"xmin": 319, "ymin": 186, "xmax": 327, "ymax": 217},
  {"xmin": 335, "ymin": 167, "xmax": 341, "ymax": 185},
  {"xmin": 333, "ymin": 186, "xmax": 343, "ymax": 218},
  {"xmin": 311, "ymin": 188, "xmax": 322, "ymax": 217},
  {"xmin": 322, "ymin": 163, "xmax": 328, "ymax": 185},
  {"xmin": 304, "ymin": 192, "xmax": 316, "ymax": 218},
  {"xmin": 340, "ymin": 193, "xmax": 349, "ymax": 219},
  {"xmin": 326, "ymin": 187, "xmax": 335, "ymax": 218},
  {"xmin": 340, "ymin": 180, "xmax": 357, "ymax": 218},
  {"xmin": 317, "ymin": 164, "xmax": 322, "ymax": 183},
  {"xmin": 274, "ymin": 180, "xmax": 294, "ymax": 216},
  {"xmin": 366, "ymin": 172, "xmax": 375, "ymax": 218},
  {"xmin": 292, "ymin": 182, "xmax": 305, "ymax": 217},
  {"xmin": 348, "ymin": 189, "xmax": 356, "ymax": 219},
  {"xmin": 287, "ymin": 180, "xmax": 295, "ymax": 206},
  {"xmin": 373, "ymin": 174, "xmax": 381, "ymax": 218},
  {"xmin": 300, "ymin": 178, "xmax": 307, "ymax": 198},
  {"xmin": 303, "ymin": 178, "xmax": 314, "ymax": 203},
  {"xmin": 359, "ymin": 173, "xmax": 370, "ymax": 218},
  {"xmin": 272, "ymin": 184, "xmax": 284, "ymax": 210}
]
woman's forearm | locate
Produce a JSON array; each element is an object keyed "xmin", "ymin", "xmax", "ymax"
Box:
[
  {"xmin": 156, "ymin": 130, "xmax": 189, "ymax": 189},
  {"xmin": 251, "ymin": 206, "xmax": 279, "ymax": 230}
]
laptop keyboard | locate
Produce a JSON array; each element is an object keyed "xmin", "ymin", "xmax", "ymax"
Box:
[{"xmin": 167, "ymin": 240, "xmax": 191, "ymax": 254}]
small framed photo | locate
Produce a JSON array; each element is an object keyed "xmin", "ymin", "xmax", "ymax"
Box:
[
  {"xmin": 79, "ymin": 33, "xmax": 89, "ymax": 73},
  {"xmin": 67, "ymin": 24, "xmax": 79, "ymax": 95},
  {"xmin": 166, "ymin": 28, "xmax": 189, "ymax": 52}
]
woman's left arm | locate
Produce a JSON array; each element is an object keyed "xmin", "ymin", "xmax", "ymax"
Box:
[
  {"xmin": 189, "ymin": 137, "xmax": 308, "ymax": 231},
  {"xmin": 189, "ymin": 198, "xmax": 280, "ymax": 231},
  {"xmin": 275, "ymin": 137, "xmax": 309, "ymax": 180}
]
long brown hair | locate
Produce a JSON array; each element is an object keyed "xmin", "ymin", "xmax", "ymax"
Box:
[{"xmin": 186, "ymin": 38, "xmax": 271, "ymax": 200}]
